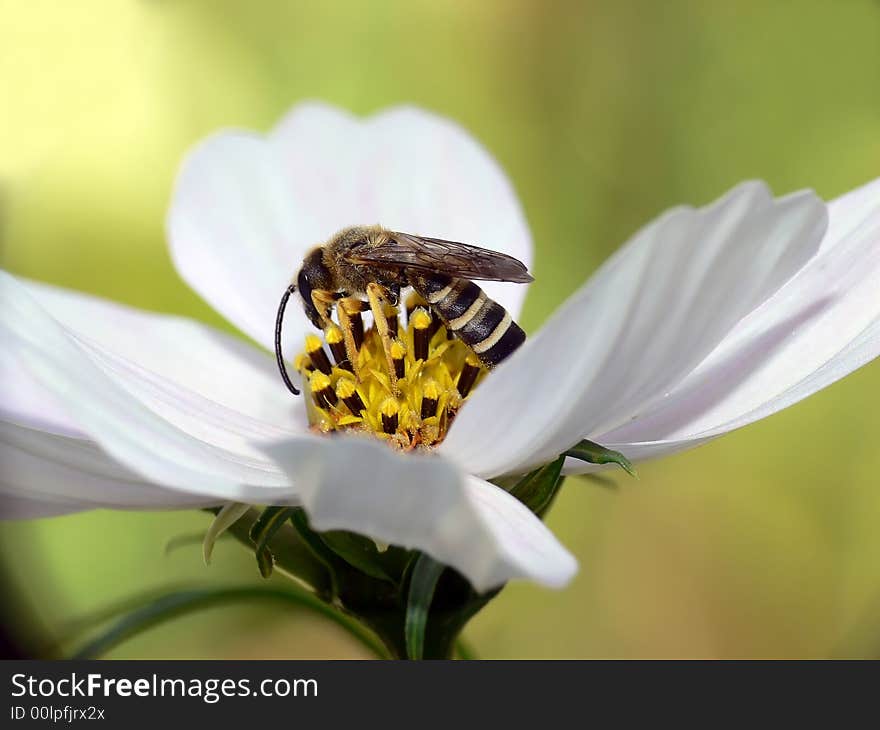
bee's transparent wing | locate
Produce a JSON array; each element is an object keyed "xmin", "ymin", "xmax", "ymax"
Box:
[{"xmin": 348, "ymin": 232, "xmax": 533, "ymax": 283}]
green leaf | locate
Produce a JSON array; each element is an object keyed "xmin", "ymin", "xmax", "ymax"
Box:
[
  {"xmin": 564, "ymin": 439, "xmax": 636, "ymax": 477},
  {"xmin": 69, "ymin": 585, "xmax": 390, "ymax": 660},
  {"xmin": 320, "ymin": 531, "xmax": 395, "ymax": 583},
  {"xmin": 405, "ymin": 553, "xmax": 445, "ymax": 660},
  {"xmin": 508, "ymin": 455, "xmax": 566, "ymax": 517},
  {"xmin": 203, "ymin": 502, "xmax": 250, "ymax": 564}
]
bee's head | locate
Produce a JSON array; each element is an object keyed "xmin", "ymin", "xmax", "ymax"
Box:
[
  {"xmin": 275, "ymin": 246, "xmax": 335, "ymax": 397},
  {"xmin": 296, "ymin": 247, "xmax": 336, "ymax": 328}
]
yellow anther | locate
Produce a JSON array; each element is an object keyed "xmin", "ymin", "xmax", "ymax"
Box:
[
  {"xmin": 411, "ymin": 308, "xmax": 433, "ymax": 361},
  {"xmin": 336, "ymin": 378, "xmax": 357, "ymax": 399},
  {"xmin": 411, "ymin": 308, "xmax": 432, "ymax": 331},
  {"xmin": 423, "ymin": 379, "xmax": 441, "ymax": 401},
  {"xmin": 310, "ymin": 370, "xmax": 337, "ymax": 409},
  {"xmin": 297, "ymin": 298, "xmax": 487, "ymax": 448},
  {"xmin": 323, "ymin": 323, "xmax": 352, "ymax": 372},
  {"xmin": 420, "ymin": 379, "xmax": 442, "ymax": 420},
  {"xmin": 380, "ymin": 397, "xmax": 400, "ymax": 418},
  {"xmin": 380, "ymin": 397, "xmax": 400, "ymax": 435},
  {"xmin": 389, "ymin": 338, "xmax": 407, "ymax": 379},
  {"xmin": 305, "ymin": 333, "xmax": 332, "ymax": 374},
  {"xmin": 336, "ymin": 377, "xmax": 366, "ymax": 416},
  {"xmin": 390, "ymin": 339, "xmax": 406, "ymax": 360},
  {"xmin": 325, "ymin": 324, "xmax": 344, "ymax": 345},
  {"xmin": 310, "ymin": 370, "xmax": 332, "ymax": 391},
  {"xmin": 294, "ymin": 354, "xmax": 312, "ymax": 372}
]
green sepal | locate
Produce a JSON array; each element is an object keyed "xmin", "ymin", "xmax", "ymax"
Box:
[
  {"xmin": 405, "ymin": 553, "xmax": 445, "ymax": 660},
  {"xmin": 248, "ymin": 506, "xmax": 292, "ymax": 546},
  {"xmin": 255, "ymin": 549, "xmax": 275, "ymax": 578},
  {"xmin": 508, "ymin": 455, "xmax": 566, "ymax": 517},
  {"xmin": 288, "ymin": 508, "xmax": 348, "ymax": 597},
  {"xmin": 165, "ymin": 531, "xmax": 227, "ymax": 556},
  {"xmin": 249, "ymin": 506, "xmax": 297, "ymax": 578},
  {"xmin": 206, "ymin": 507, "xmax": 334, "ymax": 599},
  {"xmin": 203, "ymin": 502, "xmax": 250, "ymax": 565},
  {"xmin": 564, "ymin": 438, "xmax": 636, "ymax": 477},
  {"xmin": 319, "ymin": 531, "xmax": 396, "ymax": 583}
]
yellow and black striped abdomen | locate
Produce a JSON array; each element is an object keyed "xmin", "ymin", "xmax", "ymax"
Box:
[{"xmin": 408, "ymin": 272, "xmax": 526, "ymax": 368}]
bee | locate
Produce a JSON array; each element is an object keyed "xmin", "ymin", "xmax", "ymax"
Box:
[{"xmin": 275, "ymin": 225, "xmax": 532, "ymax": 396}]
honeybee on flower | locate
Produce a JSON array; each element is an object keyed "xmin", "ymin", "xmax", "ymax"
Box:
[{"xmin": 1, "ymin": 101, "xmax": 878, "ymax": 599}]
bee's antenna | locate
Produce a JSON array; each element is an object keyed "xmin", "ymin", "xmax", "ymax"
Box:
[{"xmin": 275, "ymin": 284, "xmax": 300, "ymax": 396}]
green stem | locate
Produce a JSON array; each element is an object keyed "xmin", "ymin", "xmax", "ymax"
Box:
[
  {"xmin": 455, "ymin": 636, "xmax": 478, "ymax": 660},
  {"xmin": 69, "ymin": 586, "xmax": 389, "ymax": 660},
  {"xmin": 216, "ymin": 509, "xmax": 495, "ymax": 659}
]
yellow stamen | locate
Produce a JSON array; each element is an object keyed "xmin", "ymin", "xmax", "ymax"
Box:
[
  {"xmin": 420, "ymin": 379, "xmax": 441, "ymax": 420},
  {"xmin": 380, "ymin": 397, "xmax": 400, "ymax": 435},
  {"xmin": 411, "ymin": 308, "xmax": 433, "ymax": 361},
  {"xmin": 325, "ymin": 325, "xmax": 344, "ymax": 345},
  {"xmin": 457, "ymin": 353, "xmax": 482, "ymax": 397},
  {"xmin": 336, "ymin": 378, "xmax": 366, "ymax": 416},
  {"xmin": 411, "ymin": 308, "xmax": 432, "ymax": 331},
  {"xmin": 390, "ymin": 339, "xmax": 406, "ymax": 379},
  {"xmin": 310, "ymin": 370, "xmax": 337, "ymax": 409},
  {"xmin": 305, "ymin": 334, "xmax": 332, "ymax": 375},
  {"xmin": 296, "ymin": 298, "xmax": 488, "ymax": 450},
  {"xmin": 336, "ymin": 378, "xmax": 357, "ymax": 398},
  {"xmin": 324, "ymin": 323, "xmax": 351, "ymax": 371}
]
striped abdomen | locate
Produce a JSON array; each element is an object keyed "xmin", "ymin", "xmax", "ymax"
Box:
[{"xmin": 408, "ymin": 272, "xmax": 526, "ymax": 368}]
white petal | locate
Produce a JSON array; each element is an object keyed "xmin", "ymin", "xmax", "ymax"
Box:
[
  {"xmin": 21, "ymin": 278, "xmax": 303, "ymax": 430},
  {"xmin": 168, "ymin": 102, "xmax": 533, "ymax": 354},
  {"xmin": 584, "ymin": 176, "xmax": 880, "ymax": 456},
  {"xmin": 444, "ymin": 182, "xmax": 828, "ymax": 477},
  {"xmin": 0, "ymin": 421, "xmax": 217, "ymax": 510},
  {"xmin": 260, "ymin": 435, "xmax": 577, "ymax": 592},
  {"xmin": 0, "ymin": 340, "xmax": 83, "ymax": 439},
  {"xmin": 0, "ymin": 492, "xmax": 83, "ymax": 520},
  {"xmin": 0, "ymin": 271, "xmax": 301, "ymax": 501},
  {"xmin": 168, "ymin": 132, "xmax": 309, "ymax": 356}
]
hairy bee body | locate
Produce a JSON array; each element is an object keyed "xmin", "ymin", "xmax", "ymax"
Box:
[
  {"xmin": 322, "ymin": 225, "xmax": 408, "ymax": 295},
  {"xmin": 290, "ymin": 225, "xmax": 532, "ymax": 369}
]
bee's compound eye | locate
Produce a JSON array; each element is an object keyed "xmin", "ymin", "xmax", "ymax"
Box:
[{"xmin": 297, "ymin": 269, "xmax": 310, "ymax": 294}]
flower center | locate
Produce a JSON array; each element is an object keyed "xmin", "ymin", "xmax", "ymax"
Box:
[{"xmin": 295, "ymin": 293, "xmax": 486, "ymax": 450}]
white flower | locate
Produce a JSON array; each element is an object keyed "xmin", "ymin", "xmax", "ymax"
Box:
[{"xmin": 1, "ymin": 102, "xmax": 878, "ymax": 593}]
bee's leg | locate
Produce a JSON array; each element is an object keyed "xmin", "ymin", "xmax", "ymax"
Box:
[
  {"xmin": 366, "ymin": 282, "xmax": 400, "ymax": 394},
  {"xmin": 336, "ymin": 297, "xmax": 368, "ymax": 380},
  {"xmin": 310, "ymin": 289, "xmax": 361, "ymax": 377},
  {"xmin": 310, "ymin": 290, "xmax": 341, "ymax": 330}
]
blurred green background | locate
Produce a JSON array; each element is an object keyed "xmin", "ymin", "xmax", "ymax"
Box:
[{"xmin": 2, "ymin": 0, "xmax": 879, "ymax": 658}]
